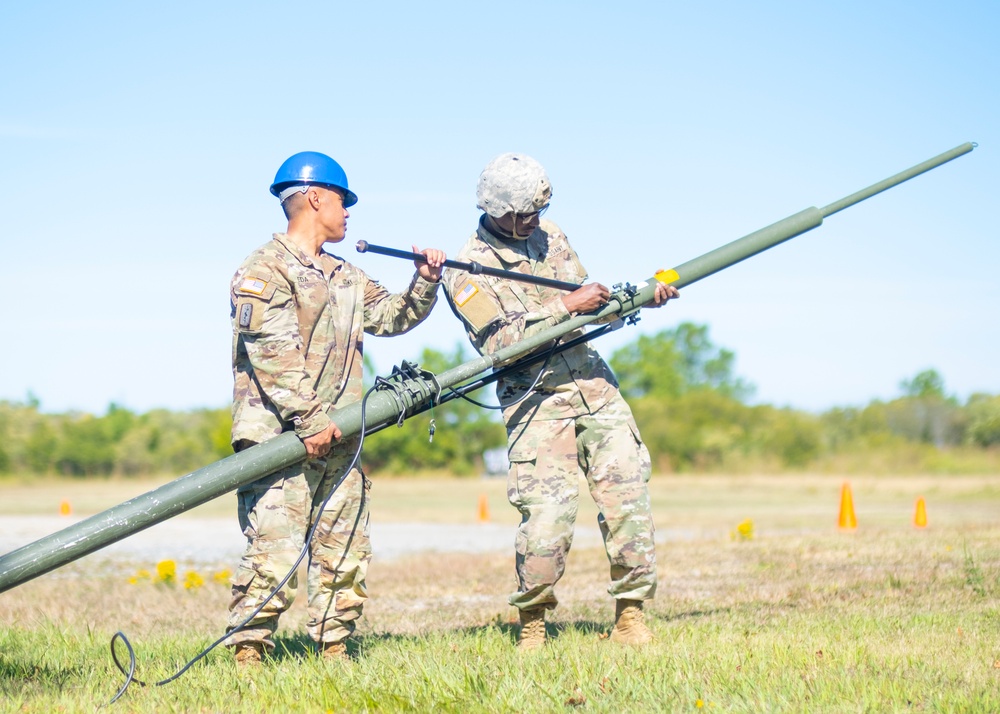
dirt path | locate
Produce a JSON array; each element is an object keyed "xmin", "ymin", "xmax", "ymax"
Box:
[
  {"xmin": 0, "ymin": 513, "xmax": 704, "ymax": 575},
  {"xmin": 0, "ymin": 514, "xmax": 608, "ymax": 570}
]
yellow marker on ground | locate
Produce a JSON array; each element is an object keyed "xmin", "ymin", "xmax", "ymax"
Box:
[
  {"xmin": 838, "ymin": 482, "xmax": 857, "ymax": 530},
  {"xmin": 914, "ymin": 496, "xmax": 928, "ymax": 528}
]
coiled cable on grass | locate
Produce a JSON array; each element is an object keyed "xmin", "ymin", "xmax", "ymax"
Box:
[
  {"xmin": 105, "ymin": 341, "xmax": 570, "ymax": 705},
  {"xmin": 105, "ymin": 383, "xmax": 379, "ymax": 705}
]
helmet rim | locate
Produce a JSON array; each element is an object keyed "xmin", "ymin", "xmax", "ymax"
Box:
[{"xmin": 270, "ymin": 151, "xmax": 358, "ymax": 207}]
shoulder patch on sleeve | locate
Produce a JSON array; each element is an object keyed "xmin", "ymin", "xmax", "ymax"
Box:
[
  {"xmin": 236, "ymin": 301, "xmax": 260, "ymax": 332},
  {"xmin": 234, "ymin": 271, "xmax": 279, "ymax": 301},
  {"xmin": 454, "ymin": 281, "xmax": 479, "ymax": 307},
  {"xmin": 449, "ymin": 276, "xmax": 501, "ymax": 334},
  {"xmin": 238, "ymin": 277, "xmax": 269, "ymax": 295},
  {"xmin": 233, "ymin": 269, "xmax": 280, "ymax": 334}
]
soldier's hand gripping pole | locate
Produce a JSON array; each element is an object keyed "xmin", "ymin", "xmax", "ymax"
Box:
[{"xmin": 356, "ymin": 240, "xmax": 582, "ymax": 291}]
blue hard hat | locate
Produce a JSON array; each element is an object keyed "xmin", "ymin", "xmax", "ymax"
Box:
[{"xmin": 269, "ymin": 151, "xmax": 358, "ymax": 207}]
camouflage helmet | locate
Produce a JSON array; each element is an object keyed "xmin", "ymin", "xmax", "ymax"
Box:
[{"xmin": 476, "ymin": 153, "xmax": 552, "ymax": 218}]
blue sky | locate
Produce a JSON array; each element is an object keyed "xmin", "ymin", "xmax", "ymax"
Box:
[{"xmin": 1, "ymin": 1, "xmax": 997, "ymax": 415}]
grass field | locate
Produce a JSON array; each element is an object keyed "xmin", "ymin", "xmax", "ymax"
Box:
[{"xmin": 1, "ymin": 473, "xmax": 999, "ymax": 712}]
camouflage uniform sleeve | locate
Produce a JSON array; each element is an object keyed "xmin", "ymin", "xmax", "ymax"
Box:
[
  {"xmin": 232, "ymin": 269, "xmax": 332, "ymax": 438},
  {"xmin": 361, "ymin": 270, "xmax": 439, "ymax": 336},
  {"xmin": 562, "ymin": 240, "xmax": 590, "ymax": 283},
  {"xmin": 443, "ymin": 269, "xmax": 571, "ymax": 356}
]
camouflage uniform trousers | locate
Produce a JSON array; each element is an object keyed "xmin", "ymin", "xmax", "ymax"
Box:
[
  {"xmin": 226, "ymin": 442, "xmax": 371, "ymax": 651},
  {"xmin": 506, "ymin": 392, "xmax": 656, "ymax": 611}
]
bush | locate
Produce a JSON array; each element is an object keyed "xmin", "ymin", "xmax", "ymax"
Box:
[{"xmin": 965, "ymin": 394, "xmax": 1000, "ymax": 447}]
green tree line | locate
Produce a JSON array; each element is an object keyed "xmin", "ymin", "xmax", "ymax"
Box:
[
  {"xmin": 2, "ymin": 323, "xmax": 998, "ymax": 479},
  {"xmin": 612, "ymin": 324, "xmax": 1000, "ymax": 473}
]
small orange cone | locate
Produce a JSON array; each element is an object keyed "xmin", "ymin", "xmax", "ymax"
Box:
[
  {"xmin": 837, "ymin": 482, "xmax": 857, "ymax": 530},
  {"xmin": 913, "ymin": 496, "xmax": 928, "ymax": 528},
  {"xmin": 59, "ymin": 500, "xmax": 72, "ymax": 516},
  {"xmin": 477, "ymin": 493, "xmax": 490, "ymax": 523}
]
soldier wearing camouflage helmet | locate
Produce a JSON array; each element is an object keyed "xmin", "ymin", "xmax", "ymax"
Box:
[
  {"xmin": 225, "ymin": 151, "xmax": 446, "ymax": 666},
  {"xmin": 444, "ymin": 153, "xmax": 679, "ymax": 650}
]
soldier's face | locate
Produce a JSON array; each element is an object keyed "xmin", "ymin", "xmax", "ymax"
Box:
[
  {"xmin": 495, "ymin": 209, "xmax": 544, "ymax": 239},
  {"xmin": 317, "ymin": 187, "xmax": 350, "ymax": 243}
]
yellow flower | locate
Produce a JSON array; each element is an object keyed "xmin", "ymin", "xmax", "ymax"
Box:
[
  {"xmin": 127, "ymin": 568, "xmax": 151, "ymax": 584},
  {"xmin": 696, "ymin": 699, "xmax": 704, "ymax": 708},
  {"xmin": 156, "ymin": 560, "xmax": 177, "ymax": 585},
  {"xmin": 213, "ymin": 569, "xmax": 232, "ymax": 585},
  {"xmin": 731, "ymin": 519, "xmax": 754, "ymax": 541},
  {"xmin": 183, "ymin": 570, "xmax": 205, "ymax": 590}
]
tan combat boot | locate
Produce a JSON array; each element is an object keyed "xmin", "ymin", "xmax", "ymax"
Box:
[
  {"xmin": 234, "ymin": 641, "xmax": 264, "ymax": 667},
  {"xmin": 609, "ymin": 599, "xmax": 653, "ymax": 645},
  {"xmin": 517, "ymin": 608, "xmax": 547, "ymax": 651},
  {"xmin": 322, "ymin": 641, "xmax": 349, "ymax": 662}
]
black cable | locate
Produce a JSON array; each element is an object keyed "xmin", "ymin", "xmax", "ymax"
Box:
[
  {"xmin": 448, "ymin": 335, "xmax": 562, "ymax": 410},
  {"xmin": 106, "ymin": 383, "xmax": 382, "ymax": 705},
  {"xmin": 104, "ymin": 297, "xmax": 634, "ymax": 703},
  {"xmin": 395, "ymin": 321, "xmax": 619, "ymax": 418},
  {"xmin": 106, "ymin": 315, "xmax": 624, "ymax": 703}
]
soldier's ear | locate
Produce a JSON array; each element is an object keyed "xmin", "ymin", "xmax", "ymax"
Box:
[{"xmin": 306, "ymin": 187, "xmax": 323, "ymax": 211}]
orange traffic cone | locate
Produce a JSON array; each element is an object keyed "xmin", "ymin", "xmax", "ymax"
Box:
[
  {"xmin": 837, "ymin": 482, "xmax": 857, "ymax": 530},
  {"xmin": 477, "ymin": 493, "xmax": 490, "ymax": 523},
  {"xmin": 59, "ymin": 500, "xmax": 72, "ymax": 516},
  {"xmin": 913, "ymin": 496, "xmax": 928, "ymax": 528}
]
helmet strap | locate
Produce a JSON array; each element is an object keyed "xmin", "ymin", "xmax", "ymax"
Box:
[
  {"xmin": 278, "ymin": 184, "xmax": 310, "ymax": 203},
  {"xmin": 486, "ymin": 214, "xmax": 525, "ymax": 241},
  {"xmin": 511, "ymin": 212, "xmax": 524, "ymax": 240}
]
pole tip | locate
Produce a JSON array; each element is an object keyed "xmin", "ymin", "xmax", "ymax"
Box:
[{"xmin": 356, "ymin": 240, "xmax": 368, "ymax": 253}]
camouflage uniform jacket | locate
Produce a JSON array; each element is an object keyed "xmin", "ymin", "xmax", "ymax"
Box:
[
  {"xmin": 231, "ymin": 233, "xmax": 439, "ymax": 445},
  {"xmin": 444, "ymin": 216, "xmax": 617, "ymax": 424}
]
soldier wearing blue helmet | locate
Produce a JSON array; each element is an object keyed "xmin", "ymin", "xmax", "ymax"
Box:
[{"xmin": 225, "ymin": 152, "xmax": 446, "ymax": 666}]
